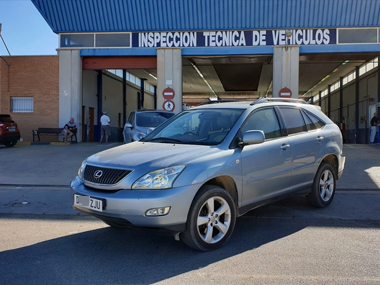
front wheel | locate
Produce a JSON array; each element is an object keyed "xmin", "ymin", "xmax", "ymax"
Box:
[
  {"xmin": 4, "ymin": 141, "xmax": 17, "ymax": 147},
  {"xmin": 307, "ymin": 163, "xmax": 336, "ymax": 208},
  {"xmin": 180, "ymin": 185, "xmax": 236, "ymax": 251}
]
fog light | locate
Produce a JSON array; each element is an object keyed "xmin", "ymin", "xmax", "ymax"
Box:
[{"xmin": 145, "ymin": 207, "xmax": 171, "ymax": 216}]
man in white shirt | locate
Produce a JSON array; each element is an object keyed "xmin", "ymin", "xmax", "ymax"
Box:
[{"xmin": 100, "ymin": 111, "xmax": 111, "ymax": 143}]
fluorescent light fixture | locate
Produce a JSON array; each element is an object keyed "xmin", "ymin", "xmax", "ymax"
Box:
[{"xmin": 190, "ymin": 62, "xmax": 217, "ymax": 97}]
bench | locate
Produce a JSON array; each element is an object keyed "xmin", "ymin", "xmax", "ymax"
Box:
[{"xmin": 32, "ymin": 128, "xmax": 77, "ymax": 142}]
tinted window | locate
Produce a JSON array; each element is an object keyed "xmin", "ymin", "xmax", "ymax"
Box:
[
  {"xmin": 0, "ymin": 115, "xmax": 13, "ymax": 123},
  {"xmin": 241, "ymin": 108, "xmax": 281, "ymax": 139},
  {"xmin": 305, "ymin": 111, "xmax": 326, "ymax": 129},
  {"xmin": 280, "ymin": 108, "xmax": 306, "ymax": 135},
  {"xmin": 301, "ymin": 111, "xmax": 316, "ymax": 131}
]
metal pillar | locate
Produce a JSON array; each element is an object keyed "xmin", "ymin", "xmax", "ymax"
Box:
[
  {"xmin": 328, "ymin": 85, "xmax": 331, "ymax": 118},
  {"xmin": 96, "ymin": 70, "xmax": 103, "ymax": 142},
  {"xmin": 122, "ymin": 69, "xmax": 126, "ymax": 127},
  {"xmin": 355, "ymin": 66, "xmax": 360, "ymax": 144}
]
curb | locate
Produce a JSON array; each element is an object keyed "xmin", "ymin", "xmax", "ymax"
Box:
[{"xmin": 17, "ymin": 142, "xmax": 72, "ymax": 146}]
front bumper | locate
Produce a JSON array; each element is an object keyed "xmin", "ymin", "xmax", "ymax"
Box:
[{"xmin": 71, "ymin": 176, "xmax": 199, "ymax": 232}]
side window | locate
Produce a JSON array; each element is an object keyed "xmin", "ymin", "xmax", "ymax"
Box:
[
  {"xmin": 280, "ymin": 107, "xmax": 307, "ymax": 135},
  {"xmin": 305, "ymin": 111, "xmax": 326, "ymax": 129},
  {"xmin": 241, "ymin": 108, "xmax": 281, "ymax": 139},
  {"xmin": 301, "ymin": 111, "xmax": 316, "ymax": 131},
  {"xmin": 127, "ymin": 112, "xmax": 135, "ymax": 125}
]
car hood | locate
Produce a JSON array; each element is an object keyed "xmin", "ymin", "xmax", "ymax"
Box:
[{"xmin": 86, "ymin": 142, "xmax": 217, "ymax": 169}]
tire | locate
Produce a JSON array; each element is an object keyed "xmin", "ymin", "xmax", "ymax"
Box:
[
  {"xmin": 307, "ymin": 163, "xmax": 336, "ymax": 208},
  {"xmin": 4, "ymin": 141, "xmax": 17, "ymax": 147},
  {"xmin": 180, "ymin": 185, "xmax": 236, "ymax": 251}
]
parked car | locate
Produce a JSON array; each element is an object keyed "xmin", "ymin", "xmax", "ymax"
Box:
[
  {"xmin": 0, "ymin": 114, "xmax": 21, "ymax": 147},
  {"xmin": 123, "ymin": 110, "xmax": 175, "ymax": 143},
  {"xmin": 72, "ymin": 98, "xmax": 345, "ymax": 251}
]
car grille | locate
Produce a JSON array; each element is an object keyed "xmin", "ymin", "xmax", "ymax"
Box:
[{"xmin": 84, "ymin": 165, "xmax": 131, "ymax": 185}]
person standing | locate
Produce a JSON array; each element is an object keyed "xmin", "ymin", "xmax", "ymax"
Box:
[
  {"xmin": 370, "ymin": 112, "xmax": 379, "ymax": 144},
  {"xmin": 100, "ymin": 111, "xmax": 111, "ymax": 143}
]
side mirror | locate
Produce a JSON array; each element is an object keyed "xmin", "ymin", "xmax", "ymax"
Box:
[
  {"xmin": 238, "ymin": 130, "xmax": 265, "ymax": 147},
  {"xmin": 124, "ymin": 122, "xmax": 132, "ymax": 128}
]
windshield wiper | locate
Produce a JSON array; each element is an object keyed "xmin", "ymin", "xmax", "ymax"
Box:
[{"xmin": 148, "ymin": 137, "xmax": 184, "ymax": 143}]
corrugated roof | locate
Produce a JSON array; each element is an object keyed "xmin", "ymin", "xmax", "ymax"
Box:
[{"xmin": 32, "ymin": 0, "xmax": 380, "ymax": 33}]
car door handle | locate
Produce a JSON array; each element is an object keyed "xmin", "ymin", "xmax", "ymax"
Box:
[
  {"xmin": 280, "ymin": 144, "xmax": 290, "ymax": 150},
  {"xmin": 316, "ymin": 136, "xmax": 324, "ymax": 142}
]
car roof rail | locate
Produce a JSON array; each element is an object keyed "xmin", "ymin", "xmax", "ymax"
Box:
[
  {"xmin": 198, "ymin": 100, "xmax": 236, "ymax": 105},
  {"xmin": 250, "ymin": 97, "xmax": 309, "ymax": 105}
]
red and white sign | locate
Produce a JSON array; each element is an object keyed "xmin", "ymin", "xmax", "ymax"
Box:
[
  {"xmin": 163, "ymin": 100, "xmax": 175, "ymax": 112},
  {"xmin": 279, "ymin": 87, "xmax": 292, "ymax": 98},
  {"xmin": 163, "ymin": 87, "xmax": 175, "ymax": 100}
]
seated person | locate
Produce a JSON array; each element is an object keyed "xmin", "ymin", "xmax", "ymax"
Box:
[{"xmin": 63, "ymin": 118, "xmax": 77, "ymax": 142}]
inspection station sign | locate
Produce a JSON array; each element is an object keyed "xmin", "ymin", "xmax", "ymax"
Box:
[{"xmin": 133, "ymin": 29, "xmax": 336, "ymax": 48}]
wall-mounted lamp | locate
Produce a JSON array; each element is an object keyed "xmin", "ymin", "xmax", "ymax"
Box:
[{"xmin": 285, "ymin": 30, "xmax": 292, "ymax": 51}]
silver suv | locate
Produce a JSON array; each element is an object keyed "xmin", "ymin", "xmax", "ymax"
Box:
[{"xmin": 72, "ymin": 98, "xmax": 345, "ymax": 251}]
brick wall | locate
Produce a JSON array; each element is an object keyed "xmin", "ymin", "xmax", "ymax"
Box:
[{"xmin": 0, "ymin": 56, "xmax": 59, "ymax": 142}]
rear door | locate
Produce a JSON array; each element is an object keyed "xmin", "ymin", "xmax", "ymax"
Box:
[
  {"xmin": 240, "ymin": 107, "xmax": 293, "ymax": 207},
  {"xmin": 278, "ymin": 107, "xmax": 325, "ymax": 189}
]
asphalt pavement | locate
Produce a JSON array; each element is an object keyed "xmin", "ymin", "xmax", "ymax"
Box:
[{"xmin": 0, "ymin": 142, "xmax": 379, "ymax": 217}]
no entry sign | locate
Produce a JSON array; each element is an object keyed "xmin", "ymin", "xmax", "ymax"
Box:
[
  {"xmin": 279, "ymin": 87, "xmax": 292, "ymax": 98},
  {"xmin": 163, "ymin": 87, "xmax": 175, "ymax": 100}
]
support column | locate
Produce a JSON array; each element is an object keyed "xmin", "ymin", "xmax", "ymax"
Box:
[
  {"xmin": 59, "ymin": 49, "xmax": 82, "ymax": 141},
  {"xmin": 355, "ymin": 66, "xmax": 360, "ymax": 144},
  {"xmin": 156, "ymin": 48, "xmax": 182, "ymax": 113},
  {"xmin": 328, "ymin": 85, "xmax": 331, "ymax": 118},
  {"xmin": 273, "ymin": 46, "xmax": 299, "ymax": 98}
]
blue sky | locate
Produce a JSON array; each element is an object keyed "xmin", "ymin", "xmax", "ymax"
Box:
[{"xmin": 0, "ymin": 0, "xmax": 58, "ymax": 56}]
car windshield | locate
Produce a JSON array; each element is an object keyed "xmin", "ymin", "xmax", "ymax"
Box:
[
  {"xmin": 136, "ymin": 112, "xmax": 174, "ymax": 128},
  {"xmin": 143, "ymin": 108, "xmax": 244, "ymax": 145}
]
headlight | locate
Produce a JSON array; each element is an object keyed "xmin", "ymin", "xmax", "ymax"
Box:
[
  {"xmin": 132, "ymin": 165, "xmax": 186, "ymax": 190},
  {"xmin": 78, "ymin": 159, "xmax": 87, "ymax": 181},
  {"xmin": 133, "ymin": 132, "xmax": 146, "ymax": 141}
]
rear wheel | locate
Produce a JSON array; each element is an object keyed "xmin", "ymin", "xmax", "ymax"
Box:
[
  {"xmin": 307, "ymin": 163, "xmax": 336, "ymax": 208},
  {"xmin": 181, "ymin": 185, "xmax": 236, "ymax": 251},
  {"xmin": 4, "ymin": 141, "xmax": 17, "ymax": 147}
]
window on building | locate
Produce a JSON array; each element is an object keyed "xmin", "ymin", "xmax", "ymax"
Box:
[
  {"xmin": 338, "ymin": 29, "xmax": 377, "ymax": 44},
  {"xmin": 95, "ymin": 33, "xmax": 131, "ymax": 47},
  {"xmin": 11, "ymin": 97, "xmax": 34, "ymax": 113},
  {"xmin": 60, "ymin": 34, "xmax": 94, "ymax": 48}
]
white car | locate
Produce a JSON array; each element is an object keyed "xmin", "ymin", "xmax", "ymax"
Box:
[{"xmin": 123, "ymin": 110, "xmax": 175, "ymax": 143}]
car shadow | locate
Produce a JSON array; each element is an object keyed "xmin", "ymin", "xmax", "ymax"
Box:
[{"xmin": 1, "ymin": 195, "xmax": 379, "ymax": 285}]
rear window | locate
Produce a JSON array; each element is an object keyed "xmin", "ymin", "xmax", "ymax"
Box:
[
  {"xmin": 0, "ymin": 115, "xmax": 14, "ymax": 123},
  {"xmin": 304, "ymin": 111, "xmax": 326, "ymax": 129}
]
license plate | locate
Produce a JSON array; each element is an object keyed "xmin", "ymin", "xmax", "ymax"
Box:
[
  {"xmin": 8, "ymin": 127, "xmax": 15, "ymax": 132},
  {"xmin": 74, "ymin": 195, "xmax": 103, "ymax": 212}
]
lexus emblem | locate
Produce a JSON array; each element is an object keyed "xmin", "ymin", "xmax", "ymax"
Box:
[{"xmin": 94, "ymin": 170, "xmax": 103, "ymax": 179}]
